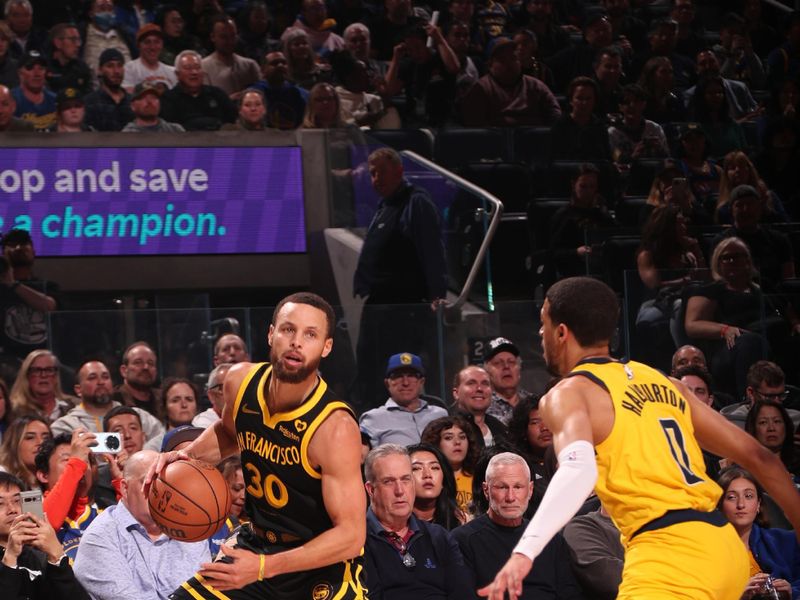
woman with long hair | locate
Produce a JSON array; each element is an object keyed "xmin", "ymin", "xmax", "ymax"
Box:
[
  {"xmin": 717, "ymin": 467, "xmax": 798, "ymax": 599},
  {"xmin": 282, "ymin": 27, "xmax": 332, "ymax": 91},
  {"xmin": 10, "ymin": 350, "xmax": 76, "ymax": 422},
  {"xmin": 0, "ymin": 414, "xmax": 51, "ymax": 489},
  {"xmin": 744, "ymin": 400, "xmax": 798, "ymax": 480},
  {"xmin": 302, "ymin": 82, "xmax": 345, "ymax": 128},
  {"xmin": 144, "ymin": 377, "xmax": 198, "ymax": 451},
  {"xmin": 209, "ymin": 456, "xmax": 247, "ymax": 555},
  {"xmin": 408, "ymin": 443, "xmax": 467, "ymax": 529},
  {"xmin": 689, "ymin": 74, "xmax": 747, "ymax": 157},
  {"xmin": 637, "ymin": 56, "xmax": 687, "ymax": 124},
  {"xmin": 421, "ymin": 415, "xmax": 482, "ymax": 514},
  {"xmin": 716, "ymin": 151, "xmax": 788, "ymax": 224}
]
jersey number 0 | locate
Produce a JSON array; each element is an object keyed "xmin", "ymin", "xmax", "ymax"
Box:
[{"xmin": 659, "ymin": 419, "xmax": 704, "ymax": 485}]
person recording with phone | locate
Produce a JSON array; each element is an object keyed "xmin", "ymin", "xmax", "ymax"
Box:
[{"xmin": 0, "ymin": 472, "xmax": 89, "ymax": 600}]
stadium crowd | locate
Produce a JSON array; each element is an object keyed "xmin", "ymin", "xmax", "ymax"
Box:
[{"xmin": 1, "ymin": 0, "xmax": 800, "ymax": 597}]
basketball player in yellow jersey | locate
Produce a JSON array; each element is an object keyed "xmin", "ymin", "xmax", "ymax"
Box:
[
  {"xmin": 144, "ymin": 292, "xmax": 367, "ymax": 599},
  {"xmin": 481, "ymin": 277, "xmax": 800, "ymax": 600}
]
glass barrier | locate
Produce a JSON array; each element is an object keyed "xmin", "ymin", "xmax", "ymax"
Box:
[{"xmin": 325, "ymin": 130, "xmax": 496, "ymax": 311}]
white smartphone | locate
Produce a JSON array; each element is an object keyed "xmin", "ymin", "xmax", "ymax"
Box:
[
  {"xmin": 91, "ymin": 432, "xmax": 122, "ymax": 454},
  {"xmin": 20, "ymin": 489, "xmax": 44, "ymax": 520}
]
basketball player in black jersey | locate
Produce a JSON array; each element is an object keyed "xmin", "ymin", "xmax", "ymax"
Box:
[{"xmin": 145, "ymin": 292, "xmax": 367, "ymax": 600}]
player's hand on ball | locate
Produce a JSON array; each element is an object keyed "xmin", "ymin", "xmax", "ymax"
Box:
[
  {"xmin": 198, "ymin": 544, "xmax": 263, "ymax": 590},
  {"xmin": 477, "ymin": 553, "xmax": 533, "ymax": 600},
  {"xmin": 142, "ymin": 449, "xmax": 191, "ymax": 496}
]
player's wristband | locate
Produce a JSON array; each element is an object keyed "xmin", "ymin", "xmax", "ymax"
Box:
[{"xmin": 258, "ymin": 554, "xmax": 266, "ymax": 581}]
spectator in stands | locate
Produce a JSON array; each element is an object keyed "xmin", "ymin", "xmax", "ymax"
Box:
[
  {"xmin": 301, "ymin": 81, "xmax": 345, "ymax": 127},
  {"xmin": 12, "ymin": 50, "xmax": 56, "ymax": 130},
  {"xmin": 755, "ymin": 117, "xmax": 800, "ymax": 219},
  {"xmin": 112, "ymin": 341, "xmax": 161, "ymax": 419},
  {"xmin": 113, "ymin": 0, "xmax": 155, "ymax": 45},
  {"xmin": 675, "ymin": 364, "xmax": 715, "ymax": 406},
  {"xmin": 684, "ymin": 50, "xmax": 761, "ymax": 123},
  {"xmin": 408, "ymin": 443, "xmax": 466, "ymax": 529},
  {"xmin": 49, "ymin": 87, "xmax": 92, "ymax": 132},
  {"xmin": 51, "ymin": 360, "xmax": 164, "ymax": 441},
  {"xmin": 452, "ymin": 452, "xmax": 586, "ymax": 598},
  {"xmin": 368, "ymin": 0, "xmax": 423, "ymax": 61},
  {"xmin": 482, "ymin": 337, "xmax": 530, "ymax": 425},
  {"xmin": 518, "ymin": 0, "xmax": 570, "ymax": 60},
  {"xmin": 507, "ymin": 395, "xmax": 552, "ymax": 494},
  {"xmin": 0, "ymin": 472, "xmax": 89, "ymax": 600},
  {"xmin": 461, "ymin": 36, "xmax": 561, "ymax": 127},
  {"xmin": 122, "ymin": 80, "xmax": 185, "ymax": 132},
  {"xmin": 631, "ymin": 17, "xmax": 695, "ymax": 90},
  {"xmin": 421, "ymin": 415, "xmax": 480, "ymax": 514},
  {"xmin": 208, "ymin": 454, "xmax": 245, "ymax": 556},
  {"xmin": 767, "ymin": 12, "xmax": 800, "ymax": 87},
  {"xmin": 202, "ymin": 16, "xmax": 260, "ymax": 97},
  {"xmin": 447, "ymin": 22, "xmax": 480, "ymax": 119},
  {"xmin": 684, "ymin": 238, "xmax": 774, "ymax": 397},
  {"xmin": 155, "ymin": 5, "xmax": 203, "ymax": 66},
  {"xmin": 363, "ymin": 444, "xmax": 473, "ymax": 598},
  {"xmin": 722, "ymin": 359, "xmax": 800, "ymax": 427},
  {"xmin": 550, "ymin": 163, "xmax": 616, "ymax": 278},
  {"xmin": 717, "ymin": 467, "xmax": 799, "ymax": 599},
  {"xmin": 122, "ymin": 24, "xmax": 176, "ymax": 92},
  {"xmin": 562, "ymin": 503, "xmax": 623, "ymax": 600},
  {"xmin": 513, "ymin": 29, "xmax": 553, "ymax": 90},
  {"xmin": 609, "ymin": 83, "xmax": 669, "ymax": 165},
  {"xmin": 720, "ymin": 28, "xmax": 767, "ymax": 91},
  {"xmin": 143, "ymin": 377, "xmax": 197, "ymax": 451},
  {"xmin": 281, "ymin": 27, "xmax": 333, "ymax": 91},
  {"xmin": 452, "ymin": 365, "xmax": 506, "ymax": 448},
  {"xmin": 285, "ymin": 0, "xmax": 345, "ymax": 54},
  {"xmin": 83, "ymin": 0, "xmax": 133, "ymax": 79},
  {"xmin": 104, "ymin": 405, "xmax": 145, "ymax": 461},
  {"xmin": 675, "ymin": 123, "xmax": 722, "ymax": 209},
  {"xmin": 383, "ymin": 23, "xmax": 460, "ymax": 128},
  {"xmin": 34, "ymin": 431, "xmax": 104, "ymax": 560},
  {"xmin": 474, "ymin": 0, "xmax": 511, "ymax": 51},
  {"xmin": 73, "ymin": 450, "xmax": 210, "ymax": 599},
  {"xmin": 638, "ymin": 55, "xmax": 688, "ymax": 124},
  {"xmin": 760, "ymin": 77, "xmax": 800, "ymax": 139},
  {"xmin": 9, "ymin": 350, "xmax": 74, "ymax": 422},
  {"xmin": 5, "ymin": 0, "xmax": 45, "ymax": 61},
  {"xmin": 192, "ymin": 362, "xmax": 231, "ymax": 428},
  {"xmin": 635, "ymin": 204, "xmax": 706, "ymax": 346},
  {"xmin": 221, "ymin": 87, "xmax": 266, "ymax": 129},
  {"xmin": 712, "ymin": 184, "xmax": 795, "ymax": 292},
  {"xmin": 0, "ymin": 22, "xmax": 20, "ymax": 89},
  {"xmin": 359, "ymin": 353, "xmax": 448, "ymax": 447},
  {"xmin": 745, "ymin": 400, "xmax": 799, "ymax": 481},
  {"xmin": 603, "ymin": 0, "xmax": 647, "ymax": 54},
  {"xmin": 160, "ymin": 50, "xmax": 237, "ymax": 130},
  {"xmin": 592, "ymin": 45, "xmax": 624, "ymax": 117},
  {"xmin": 343, "ymin": 23, "xmax": 385, "ymax": 94},
  {"xmin": 688, "ymin": 74, "xmax": 747, "ymax": 156},
  {"xmin": 236, "ymin": 1, "xmax": 277, "ymax": 64},
  {"xmin": 670, "ymin": 0, "xmax": 704, "ymax": 61},
  {"xmin": 546, "ymin": 10, "xmax": 614, "ymax": 92},
  {"xmin": 551, "ymin": 76, "xmax": 613, "ymax": 161},
  {"xmin": 0, "ymin": 228, "xmax": 59, "ymax": 359},
  {"xmin": 213, "ymin": 333, "xmax": 250, "ymax": 366},
  {"xmin": 84, "ymin": 48, "xmax": 134, "ymax": 131},
  {"xmin": 45, "ymin": 23, "xmax": 91, "ymax": 96},
  {"xmin": 671, "ymin": 344, "xmax": 707, "ymax": 373},
  {"xmin": 251, "ymin": 51, "xmax": 306, "ymax": 129},
  {"xmin": 0, "ymin": 415, "xmax": 50, "ymax": 488},
  {"xmin": 331, "ymin": 51, "xmax": 398, "ymax": 128},
  {"xmin": 740, "ymin": 0, "xmax": 777, "ymax": 60},
  {"xmin": 0, "ymin": 84, "xmax": 33, "ymax": 131},
  {"xmin": 716, "ymin": 151, "xmax": 788, "ymax": 225}
]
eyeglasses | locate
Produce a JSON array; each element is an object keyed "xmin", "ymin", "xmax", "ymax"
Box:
[
  {"xmin": 754, "ymin": 389, "xmax": 790, "ymax": 402},
  {"xmin": 385, "ymin": 532, "xmax": 416, "ymax": 568},
  {"xmin": 29, "ymin": 366, "xmax": 58, "ymax": 377}
]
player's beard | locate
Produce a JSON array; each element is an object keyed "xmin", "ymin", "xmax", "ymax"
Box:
[{"xmin": 271, "ymin": 347, "xmax": 320, "ymax": 384}]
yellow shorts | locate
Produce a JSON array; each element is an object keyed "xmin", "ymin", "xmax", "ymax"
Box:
[{"xmin": 618, "ymin": 520, "xmax": 748, "ymax": 600}]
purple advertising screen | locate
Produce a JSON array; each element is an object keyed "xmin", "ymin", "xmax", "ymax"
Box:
[{"xmin": 0, "ymin": 146, "xmax": 306, "ymax": 256}]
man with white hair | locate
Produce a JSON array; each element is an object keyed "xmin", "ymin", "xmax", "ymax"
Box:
[
  {"xmin": 192, "ymin": 362, "xmax": 232, "ymax": 428},
  {"xmin": 73, "ymin": 450, "xmax": 210, "ymax": 600},
  {"xmin": 452, "ymin": 452, "xmax": 584, "ymax": 598}
]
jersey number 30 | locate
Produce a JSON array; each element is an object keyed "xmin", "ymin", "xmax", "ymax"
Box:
[
  {"xmin": 659, "ymin": 419, "xmax": 704, "ymax": 485},
  {"xmin": 244, "ymin": 461, "xmax": 289, "ymax": 509}
]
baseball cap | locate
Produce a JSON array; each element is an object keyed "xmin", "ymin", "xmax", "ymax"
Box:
[
  {"xmin": 161, "ymin": 425, "xmax": 205, "ymax": 452},
  {"xmin": 385, "ymin": 352, "xmax": 425, "ymax": 377},
  {"xmin": 730, "ymin": 184, "xmax": 759, "ymax": 204},
  {"xmin": 99, "ymin": 47, "xmax": 125, "ymax": 67},
  {"xmin": 56, "ymin": 87, "xmax": 84, "ymax": 110},
  {"xmin": 137, "ymin": 23, "xmax": 164, "ymax": 44},
  {"xmin": 583, "ymin": 8, "xmax": 609, "ymax": 29},
  {"xmin": 1, "ymin": 228, "xmax": 32, "ymax": 248},
  {"xmin": 21, "ymin": 50, "xmax": 47, "ymax": 69},
  {"xmin": 483, "ymin": 337, "xmax": 520, "ymax": 362},
  {"xmin": 132, "ymin": 81, "xmax": 162, "ymax": 100},
  {"xmin": 679, "ymin": 122, "xmax": 706, "ymax": 140}
]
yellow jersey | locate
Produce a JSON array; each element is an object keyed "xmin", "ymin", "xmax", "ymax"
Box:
[{"xmin": 568, "ymin": 358, "xmax": 722, "ymax": 545}]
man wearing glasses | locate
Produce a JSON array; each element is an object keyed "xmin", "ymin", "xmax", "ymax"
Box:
[
  {"xmin": 364, "ymin": 444, "xmax": 472, "ymax": 599},
  {"xmin": 45, "ymin": 23, "xmax": 92, "ymax": 95},
  {"xmin": 721, "ymin": 360, "xmax": 800, "ymax": 430},
  {"xmin": 359, "ymin": 353, "xmax": 447, "ymax": 447}
]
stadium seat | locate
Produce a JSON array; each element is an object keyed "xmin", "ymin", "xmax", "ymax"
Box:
[
  {"xmin": 512, "ymin": 127, "xmax": 553, "ymax": 169},
  {"xmin": 434, "ymin": 128, "xmax": 510, "ymax": 168},
  {"xmin": 459, "ymin": 163, "xmax": 533, "ymax": 213},
  {"xmin": 367, "ymin": 129, "xmax": 435, "ymax": 159}
]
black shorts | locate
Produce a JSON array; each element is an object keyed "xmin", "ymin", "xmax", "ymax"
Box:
[{"xmin": 170, "ymin": 525, "xmax": 367, "ymax": 600}]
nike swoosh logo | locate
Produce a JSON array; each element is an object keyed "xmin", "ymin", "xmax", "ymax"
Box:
[{"xmin": 241, "ymin": 406, "xmax": 260, "ymax": 415}]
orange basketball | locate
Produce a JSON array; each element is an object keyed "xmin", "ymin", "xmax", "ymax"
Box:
[{"xmin": 148, "ymin": 459, "xmax": 232, "ymax": 542}]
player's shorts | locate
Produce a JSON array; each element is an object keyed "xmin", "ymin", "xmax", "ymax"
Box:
[
  {"xmin": 170, "ymin": 525, "xmax": 367, "ymax": 600},
  {"xmin": 618, "ymin": 518, "xmax": 748, "ymax": 600}
]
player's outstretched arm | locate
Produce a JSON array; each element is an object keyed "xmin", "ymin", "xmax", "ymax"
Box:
[
  {"xmin": 675, "ymin": 379, "xmax": 800, "ymax": 542},
  {"xmin": 143, "ymin": 363, "xmax": 248, "ymax": 494},
  {"xmin": 479, "ymin": 378, "xmax": 599, "ymax": 600}
]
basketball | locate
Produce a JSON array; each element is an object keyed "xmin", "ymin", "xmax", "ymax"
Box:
[{"xmin": 148, "ymin": 460, "xmax": 232, "ymax": 542}]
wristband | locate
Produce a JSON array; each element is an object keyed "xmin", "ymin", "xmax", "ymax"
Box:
[
  {"xmin": 720, "ymin": 325, "xmax": 730, "ymax": 338},
  {"xmin": 258, "ymin": 554, "xmax": 266, "ymax": 581}
]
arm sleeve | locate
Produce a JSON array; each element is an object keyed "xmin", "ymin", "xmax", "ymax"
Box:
[
  {"xmin": 44, "ymin": 457, "xmax": 87, "ymax": 529},
  {"xmin": 513, "ymin": 440, "xmax": 598, "ymax": 561}
]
